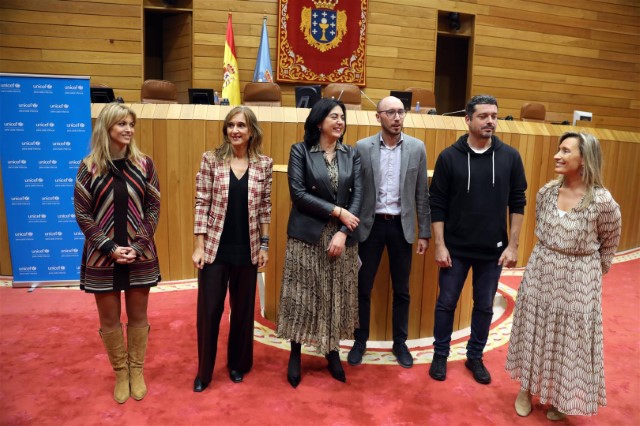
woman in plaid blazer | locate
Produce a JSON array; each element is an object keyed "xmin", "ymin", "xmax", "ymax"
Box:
[{"xmin": 191, "ymin": 106, "xmax": 273, "ymax": 392}]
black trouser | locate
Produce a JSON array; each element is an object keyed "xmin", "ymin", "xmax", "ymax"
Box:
[
  {"xmin": 354, "ymin": 215, "xmax": 412, "ymax": 345},
  {"xmin": 196, "ymin": 261, "xmax": 257, "ymax": 382}
]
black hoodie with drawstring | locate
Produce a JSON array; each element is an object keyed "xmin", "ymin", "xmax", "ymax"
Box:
[{"xmin": 429, "ymin": 134, "xmax": 527, "ymax": 260}]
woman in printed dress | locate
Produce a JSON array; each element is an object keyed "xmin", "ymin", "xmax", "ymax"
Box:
[
  {"xmin": 277, "ymin": 99, "xmax": 362, "ymax": 388},
  {"xmin": 506, "ymin": 132, "xmax": 621, "ymax": 420}
]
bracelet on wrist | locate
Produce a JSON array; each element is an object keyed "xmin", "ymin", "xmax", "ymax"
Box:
[{"xmin": 260, "ymin": 245, "xmax": 269, "ymax": 251}]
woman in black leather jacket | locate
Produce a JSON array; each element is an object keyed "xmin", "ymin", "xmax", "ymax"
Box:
[{"xmin": 276, "ymin": 98, "xmax": 362, "ymax": 388}]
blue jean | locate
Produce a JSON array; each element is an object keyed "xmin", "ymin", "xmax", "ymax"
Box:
[{"xmin": 433, "ymin": 256, "xmax": 502, "ymax": 359}]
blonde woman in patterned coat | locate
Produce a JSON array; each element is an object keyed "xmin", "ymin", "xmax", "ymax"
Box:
[
  {"xmin": 74, "ymin": 103, "xmax": 161, "ymax": 404},
  {"xmin": 506, "ymin": 132, "xmax": 621, "ymax": 420},
  {"xmin": 191, "ymin": 106, "xmax": 272, "ymax": 392}
]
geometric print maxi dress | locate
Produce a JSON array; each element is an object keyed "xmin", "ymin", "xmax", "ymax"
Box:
[{"xmin": 505, "ymin": 181, "xmax": 621, "ymax": 416}]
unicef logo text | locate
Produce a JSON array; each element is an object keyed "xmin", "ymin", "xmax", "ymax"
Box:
[
  {"xmin": 48, "ymin": 266, "xmax": 66, "ymax": 271},
  {"xmin": 2, "ymin": 82, "xmax": 21, "ymax": 88},
  {"xmin": 39, "ymin": 159, "xmax": 58, "ymax": 166},
  {"xmin": 24, "ymin": 177, "xmax": 44, "ymax": 185},
  {"xmin": 15, "ymin": 232, "xmax": 34, "ymax": 237},
  {"xmin": 53, "ymin": 141, "xmax": 72, "ymax": 147},
  {"xmin": 18, "ymin": 266, "xmax": 37, "ymax": 273},
  {"xmin": 66, "ymin": 123, "xmax": 85, "ymax": 128},
  {"xmin": 4, "ymin": 122, "xmax": 24, "ymax": 127},
  {"xmin": 65, "ymin": 85, "xmax": 84, "ymax": 90},
  {"xmin": 50, "ymin": 104, "xmax": 69, "ymax": 109},
  {"xmin": 42, "ymin": 195, "xmax": 60, "ymax": 202},
  {"xmin": 35, "ymin": 122, "xmax": 55, "ymax": 127},
  {"xmin": 7, "ymin": 159, "xmax": 27, "ymax": 169},
  {"xmin": 18, "ymin": 103, "xmax": 38, "ymax": 108},
  {"xmin": 57, "ymin": 213, "xmax": 75, "ymax": 220},
  {"xmin": 33, "ymin": 84, "xmax": 52, "ymax": 90},
  {"xmin": 22, "ymin": 140, "xmax": 41, "ymax": 146},
  {"xmin": 11, "ymin": 196, "xmax": 30, "ymax": 202},
  {"xmin": 45, "ymin": 231, "xmax": 63, "ymax": 237},
  {"xmin": 27, "ymin": 214, "xmax": 47, "ymax": 219},
  {"xmin": 32, "ymin": 248, "xmax": 51, "ymax": 258}
]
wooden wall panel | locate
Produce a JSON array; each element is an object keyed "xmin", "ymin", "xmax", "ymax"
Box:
[
  {"xmin": 0, "ymin": 0, "xmax": 143, "ymax": 102},
  {"xmin": 163, "ymin": 13, "xmax": 193, "ymax": 104},
  {"xmin": 1, "ymin": 0, "xmax": 637, "ymax": 131},
  {"xmin": 0, "ymin": 164, "xmax": 10, "ymax": 277}
]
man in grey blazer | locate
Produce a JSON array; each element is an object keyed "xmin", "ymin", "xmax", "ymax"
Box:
[{"xmin": 348, "ymin": 96, "xmax": 431, "ymax": 368}]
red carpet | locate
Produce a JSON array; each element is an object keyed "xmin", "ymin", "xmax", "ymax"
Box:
[{"xmin": 1, "ymin": 253, "xmax": 638, "ymax": 425}]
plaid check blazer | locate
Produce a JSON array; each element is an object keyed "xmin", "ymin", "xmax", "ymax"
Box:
[{"xmin": 193, "ymin": 151, "xmax": 273, "ymax": 265}]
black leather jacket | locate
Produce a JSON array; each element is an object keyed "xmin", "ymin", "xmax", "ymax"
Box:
[{"xmin": 286, "ymin": 142, "xmax": 362, "ymax": 246}]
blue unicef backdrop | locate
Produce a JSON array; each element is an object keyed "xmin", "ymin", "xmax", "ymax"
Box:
[{"xmin": 1, "ymin": 73, "xmax": 91, "ymax": 286}]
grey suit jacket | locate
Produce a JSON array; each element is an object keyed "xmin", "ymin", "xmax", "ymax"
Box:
[{"xmin": 354, "ymin": 132, "xmax": 431, "ymax": 244}]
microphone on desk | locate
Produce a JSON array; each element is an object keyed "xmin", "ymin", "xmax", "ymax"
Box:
[
  {"xmin": 360, "ymin": 90, "xmax": 378, "ymax": 109},
  {"xmin": 441, "ymin": 109, "xmax": 466, "ymax": 116},
  {"xmin": 427, "ymin": 108, "xmax": 437, "ymax": 115}
]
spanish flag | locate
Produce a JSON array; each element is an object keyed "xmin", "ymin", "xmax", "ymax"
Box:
[{"xmin": 222, "ymin": 13, "xmax": 241, "ymax": 106}]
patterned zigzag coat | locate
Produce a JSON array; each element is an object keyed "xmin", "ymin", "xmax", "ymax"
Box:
[{"xmin": 74, "ymin": 156, "xmax": 161, "ymax": 292}]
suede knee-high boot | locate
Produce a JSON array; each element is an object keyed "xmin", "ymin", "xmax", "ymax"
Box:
[
  {"xmin": 127, "ymin": 324, "xmax": 150, "ymax": 400},
  {"xmin": 100, "ymin": 325, "xmax": 129, "ymax": 404}
]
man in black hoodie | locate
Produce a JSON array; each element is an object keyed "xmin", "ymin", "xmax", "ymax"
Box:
[{"xmin": 428, "ymin": 95, "xmax": 527, "ymax": 384}]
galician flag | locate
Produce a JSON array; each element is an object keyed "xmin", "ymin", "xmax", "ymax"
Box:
[
  {"xmin": 222, "ymin": 13, "xmax": 241, "ymax": 106},
  {"xmin": 253, "ymin": 17, "xmax": 273, "ymax": 82}
]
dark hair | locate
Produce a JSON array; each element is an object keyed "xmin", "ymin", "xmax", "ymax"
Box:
[
  {"xmin": 465, "ymin": 94, "xmax": 498, "ymax": 118},
  {"xmin": 303, "ymin": 98, "xmax": 347, "ymax": 148}
]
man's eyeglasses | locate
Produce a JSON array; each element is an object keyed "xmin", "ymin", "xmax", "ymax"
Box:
[{"xmin": 377, "ymin": 109, "xmax": 406, "ymax": 118}]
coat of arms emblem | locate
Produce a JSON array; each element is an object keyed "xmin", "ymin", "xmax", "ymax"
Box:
[{"xmin": 300, "ymin": 0, "xmax": 347, "ymax": 52}]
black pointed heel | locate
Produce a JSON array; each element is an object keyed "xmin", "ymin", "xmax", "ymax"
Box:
[
  {"xmin": 287, "ymin": 341, "xmax": 302, "ymax": 389},
  {"xmin": 326, "ymin": 350, "xmax": 346, "ymax": 383},
  {"xmin": 287, "ymin": 373, "xmax": 301, "ymax": 388}
]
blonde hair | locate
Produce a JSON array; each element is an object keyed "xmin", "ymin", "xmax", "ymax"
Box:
[
  {"xmin": 85, "ymin": 103, "xmax": 145, "ymax": 175},
  {"xmin": 555, "ymin": 131, "xmax": 604, "ymax": 209},
  {"xmin": 216, "ymin": 106, "xmax": 264, "ymax": 161}
]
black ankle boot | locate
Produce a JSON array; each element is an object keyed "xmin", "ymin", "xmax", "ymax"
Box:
[
  {"xmin": 325, "ymin": 350, "xmax": 346, "ymax": 383},
  {"xmin": 287, "ymin": 341, "xmax": 301, "ymax": 388}
]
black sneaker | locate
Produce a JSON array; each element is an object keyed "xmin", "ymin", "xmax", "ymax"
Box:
[
  {"xmin": 465, "ymin": 358, "xmax": 491, "ymax": 384},
  {"xmin": 347, "ymin": 341, "xmax": 366, "ymax": 366},
  {"xmin": 429, "ymin": 354, "xmax": 447, "ymax": 381},
  {"xmin": 392, "ymin": 343, "xmax": 413, "ymax": 368}
]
